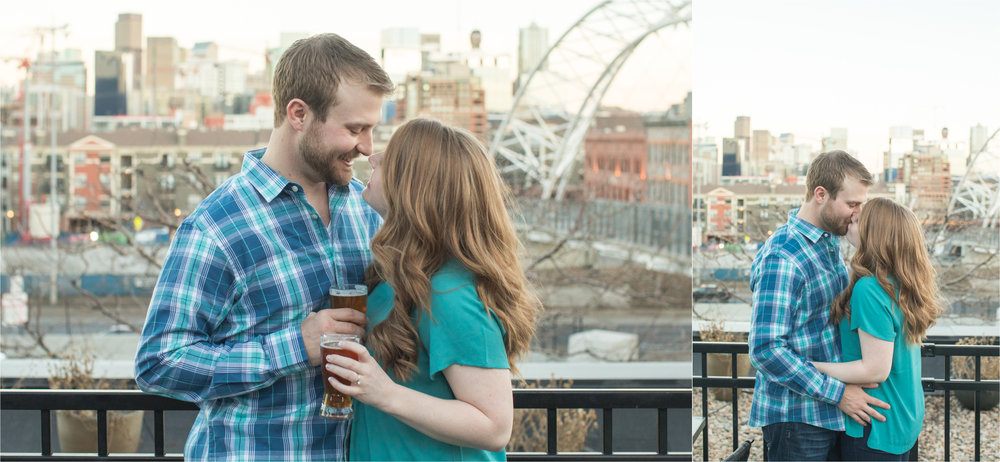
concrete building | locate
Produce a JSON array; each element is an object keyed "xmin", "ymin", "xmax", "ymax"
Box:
[
  {"xmin": 694, "ymin": 182, "xmax": 893, "ymax": 243},
  {"xmin": 902, "ymin": 143, "xmax": 952, "ymax": 215},
  {"xmin": 395, "ymin": 67, "xmax": 487, "ymax": 141},
  {"xmin": 517, "ymin": 23, "xmax": 548, "ymax": 90},
  {"xmin": 146, "ymin": 37, "xmax": 179, "ymax": 115},
  {"xmin": 114, "ymin": 13, "xmax": 142, "ymax": 54},
  {"xmin": 1, "ymin": 128, "xmax": 270, "ymax": 234},
  {"xmin": 750, "ymin": 129, "xmax": 771, "ymax": 168},
  {"xmin": 645, "ymin": 96, "xmax": 691, "ymax": 206},
  {"xmin": 721, "ymin": 137, "xmax": 742, "ymax": 177},
  {"xmin": 583, "ymin": 110, "xmax": 647, "ymax": 202},
  {"xmin": 21, "ymin": 50, "xmax": 88, "ymax": 132},
  {"xmin": 380, "ymin": 27, "xmax": 423, "ymax": 85},
  {"xmin": 114, "ymin": 13, "xmax": 143, "ymax": 113},
  {"xmin": 94, "ymin": 51, "xmax": 128, "ymax": 116},
  {"xmin": 693, "ymin": 137, "xmax": 719, "ymax": 187},
  {"xmin": 822, "ymin": 127, "xmax": 848, "ymax": 153},
  {"xmin": 884, "ymin": 125, "xmax": 914, "ymax": 182}
]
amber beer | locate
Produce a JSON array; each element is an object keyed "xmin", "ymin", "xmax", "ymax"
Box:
[
  {"xmin": 329, "ymin": 284, "xmax": 367, "ymax": 314},
  {"xmin": 320, "ymin": 333, "xmax": 360, "ymax": 419}
]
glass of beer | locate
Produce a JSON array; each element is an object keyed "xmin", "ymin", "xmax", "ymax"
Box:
[
  {"xmin": 320, "ymin": 333, "xmax": 361, "ymax": 419},
  {"xmin": 330, "ymin": 284, "xmax": 367, "ymax": 314}
]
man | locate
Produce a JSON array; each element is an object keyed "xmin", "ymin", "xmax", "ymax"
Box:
[
  {"xmin": 134, "ymin": 34, "xmax": 394, "ymax": 461},
  {"xmin": 748, "ymin": 150, "xmax": 891, "ymax": 461}
]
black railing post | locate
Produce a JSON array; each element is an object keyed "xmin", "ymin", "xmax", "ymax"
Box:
[
  {"xmin": 41, "ymin": 409, "xmax": 52, "ymax": 456},
  {"xmin": 546, "ymin": 407, "xmax": 557, "ymax": 455},
  {"xmin": 945, "ymin": 355, "xmax": 951, "ymax": 462},
  {"xmin": 97, "ymin": 409, "xmax": 109, "ymax": 456},
  {"xmin": 730, "ymin": 351, "xmax": 739, "ymax": 452},
  {"xmin": 602, "ymin": 408, "xmax": 613, "ymax": 455},
  {"xmin": 701, "ymin": 351, "xmax": 709, "ymax": 462},
  {"xmin": 975, "ymin": 357, "xmax": 981, "ymax": 461},
  {"xmin": 657, "ymin": 407, "xmax": 668, "ymax": 455},
  {"xmin": 154, "ymin": 409, "xmax": 166, "ymax": 457}
]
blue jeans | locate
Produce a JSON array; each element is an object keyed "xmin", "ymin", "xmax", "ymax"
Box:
[
  {"xmin": 762, "ymin": 422, "xmax": 841, "ymax": 461},
  {"xmin": 840, "ymin": 423, "xmax": 912, "ymax": 461}
]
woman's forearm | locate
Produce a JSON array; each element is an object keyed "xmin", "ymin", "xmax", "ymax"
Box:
[
  {"xmin": 379, "ymin": 382, "xmax": 511, "ymax": 452},
  {"xmin": 812, "ymin": 359, "xmax": 888, "ymax": 384}
]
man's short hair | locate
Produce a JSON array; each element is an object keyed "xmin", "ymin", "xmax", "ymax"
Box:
[
  {"xmin": 805, "ymin": 150, "xmax": 874, "ymax": 201},
  {"xmin": 271, "ymin": 33, "xmax": 395, "ymax": 127}
]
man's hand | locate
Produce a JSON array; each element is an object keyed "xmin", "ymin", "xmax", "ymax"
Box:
[
  {"xmin": 301, "ymin": 309, "xmax": 367, "ymax": 366},
  {"xmin": 837, "ymin": 383, "xmax": 890, "ymax": 425}
]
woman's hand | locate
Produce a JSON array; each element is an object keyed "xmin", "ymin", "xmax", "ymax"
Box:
[{"xmin": 325, "ymin": 340, "xmax": 398, "ymax": 410}]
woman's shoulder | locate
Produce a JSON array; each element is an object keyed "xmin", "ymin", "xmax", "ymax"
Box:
[
  {"xmin": 429, "ymin": 259, "xmax": 476, "ymax": 292},
  {"xmin": 851, "ymin": 276, "xmax": 894, "ymax": 304}
]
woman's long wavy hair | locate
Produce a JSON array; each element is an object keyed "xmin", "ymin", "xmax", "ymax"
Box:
[
  {"xmin": 364, "ymin": 118, "xmax": 540, "ymax": 381},
  {"xmin": 830, "ymin": 198, "xmax": 943, "ymax": 344}
]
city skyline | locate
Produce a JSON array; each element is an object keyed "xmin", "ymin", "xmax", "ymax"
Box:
[
  {"xmin": 0, "ymin": 0, "xmax": 691, "ymax": 114},
  {"xmin": 694, "ymin": 0, "xmax": 1000, "ymax": 172}
]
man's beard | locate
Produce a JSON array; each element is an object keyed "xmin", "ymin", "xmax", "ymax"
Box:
[
  {"xmin": 819, "ymin": 202, "xmax": 850, "ymax": 236},
  {"xmin": 298, "ymin": 126, "xmax": 353, "ymax": 186}
]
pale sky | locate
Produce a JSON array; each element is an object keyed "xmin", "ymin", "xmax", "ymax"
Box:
[
  {"xmin": 694, "ymin": 0, "xmax": 1000, "ymax": 172},
  {"xmin": 0, "ymin": 0, "xmax": 691, "ymax": 113}
]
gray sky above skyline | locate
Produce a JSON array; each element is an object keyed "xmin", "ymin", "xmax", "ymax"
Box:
[
  {"xmin": 0, "ymin": 0, "xmax": 692, "ymax": 114},
  {"xmin": 694, "ymin": 0, "xmax": 1000, "ymax": 172}
]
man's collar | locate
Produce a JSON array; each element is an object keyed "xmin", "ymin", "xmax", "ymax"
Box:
[
  {"xmin": 243, "ymin": 149, "xmax": 290, "ymax": 203},
  {"xmin": 788, "ymin": 208, "xmax": 831, "ymax": 243}
]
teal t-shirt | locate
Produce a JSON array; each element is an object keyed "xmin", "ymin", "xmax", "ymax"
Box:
[
  {"xmin": 349, "ymin": 259, "xmax": 509, "ymax": 461},
  {"xmin": 840, "ymin": 276, "xmax": 923, "ymax": 455}
]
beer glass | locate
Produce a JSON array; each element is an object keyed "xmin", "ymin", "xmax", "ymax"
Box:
[
  {"xmin": 320, "ymin": 333, "xmax": 361, "ymax": 419},
  {"xmin": 330, "ymin": 284, "xmax": 367, "ymax": 314}
]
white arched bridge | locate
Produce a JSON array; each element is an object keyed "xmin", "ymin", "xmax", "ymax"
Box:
[{"xmin": 489, "ymin": 0, "xmax": 691, "ymax": 200}]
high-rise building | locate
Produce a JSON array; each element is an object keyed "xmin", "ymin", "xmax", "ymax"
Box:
[
  {"xmin": 722, "ymin": 137, "xmax": 742, "ymax": 177},
  {"xmin": 970, "ymin": 124, "xmax": 989, "ymax": 156},
  {"xmin": 114, "ymin": 13, "xmax": 143, "ymax": 104},
  {"xmin": 694, "ymin": 137, "xmax": 720, "ymax": 187},
  {"xmin": 396, "ymin": 68, "xmax": 487, "ymax": 141},
  {"xmin": 146, "ymin": 37, "xmax": 179, "ymax": 115},
  {"xmin": 751, "ymin": 129, "xmax": 771, "ymax": 165},
  {"xmin": 94, "ymin": 51, "xmax": 127, "ymax": 116},
  {"xmin": 734, "ymin": 116, "xmax": 750, "ymax": 138},
  {"xmin": 30, "ymin": 49, "xmax": 88, "ymax": 131},
  {"xmin": 884, "ymin": 126, "xmax": 914, "ymax": 182},
  {"xmin": 517, "ymin": 23, "xmax": 548, "ymax": 90},
  {"xmin": 901, "ymin": 144, "xmax": 951, "ymax": 214},
  {"xmin": 114, "ymin": 13, "xmax": 142, "ymax": 53},
  {"xmin": 420, "ymin": 33, "xmax": 441, "ymax": 73},
  {"xmin": 380, "ymin": 27, "xmax": 422, "ymax": 85},
  {"xmin": 822, "ymin": 127, "xmax": 848, "ymax": 153},
  {"xmin": 434, "ymin": 31, "xmax": 514, "ymax": 114},
  {"xmin": 146, "ymin": 37, "xmax": 177, "ymax": 91}
]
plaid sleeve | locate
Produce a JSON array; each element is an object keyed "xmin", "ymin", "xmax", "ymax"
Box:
[
  {"xmin": 134, "ymin": 221, "xmax": 309, "ymax": 404},
  {"xmin": 749, "ymin": 252, "xmax": 845, "ymax": 405}
]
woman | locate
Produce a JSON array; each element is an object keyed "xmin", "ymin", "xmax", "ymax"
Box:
[
  {"xmin": 812, "ymin": 197, "xmax": 944, "ymax": 460},
  {"xmin": 324, "ymin": 118, "xmax": 540, "ymax": 461}
]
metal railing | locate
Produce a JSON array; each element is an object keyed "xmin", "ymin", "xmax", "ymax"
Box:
[
  {"xmin": 692, "ymin": 339, "xmax": 1000, "ymax": 461},
  {"xmin": 0, "ymin": 388, "xmax": 692, "ymax": 461}
]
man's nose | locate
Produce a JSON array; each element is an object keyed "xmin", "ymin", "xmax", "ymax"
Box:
[{"xmin": 357, "ymin": 131, "xmax": 374, "ymax": 156}]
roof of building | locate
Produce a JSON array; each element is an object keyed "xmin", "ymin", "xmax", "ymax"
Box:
[{"xmin": 52, "ymin": 128, "xmax": 271, "ymax": 148}]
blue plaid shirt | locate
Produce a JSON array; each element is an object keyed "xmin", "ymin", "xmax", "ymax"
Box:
[
  {"xmin": 135, "ymin": 149, "xmax": 381, "ymax": 461},
  {"xmin": 748, "ymin": 210, "xmax": 848, "ymax": 431}
]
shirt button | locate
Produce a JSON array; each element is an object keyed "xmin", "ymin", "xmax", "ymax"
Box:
[
  {"xmin": 312, "ymin": 214, "xmax": 319, "ymax": 220},
  {"xmin": 823, "ymin": 233, "xmax": 829, "ymax": 238},
  {"xmin": 291, "ymin": 185, "xmax": 299, "ymax": 192}
]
